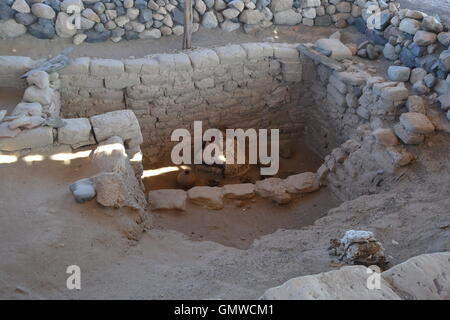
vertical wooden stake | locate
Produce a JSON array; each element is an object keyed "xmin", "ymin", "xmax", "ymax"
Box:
[{"xmin": 183, "ymin": 0, "xmax": 193, "ymax": 50}]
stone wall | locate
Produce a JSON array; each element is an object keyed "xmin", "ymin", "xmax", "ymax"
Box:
[
  {"xmin": 0, "ymin": 0, "xmax": 399, "ymax": 43},
  {"xmin": 56, "ymin": 42, "xmax": 306, "ymax": 157}
]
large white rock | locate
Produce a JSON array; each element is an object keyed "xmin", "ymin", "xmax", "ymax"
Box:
[
  {"xmin": 187, "ymin": 186, "xmax": 224, "ymax": 210},
  {"xmin": 314, "ymin": 39, "xmax": 352, "ymax": 61},
  {"xmin": 202, "ymin": 10, "xmax": 218, "ymax": 29},
  {"xmin": 90, "ymin": 110, "xmax": 143, "ymax": 148},
  {"xmin": 261, "ymin": 266, "xmax": 400, "ymax": 300},
  {"xmin": 148, "ymin": 189, "xmax": 187, "ymax": 211},
  {"xmin": 58, "ymin": 118, "xmax": 95, "ymax": 148},
  {"xmin": 382, "ymin": 252, "xmax": 450, "ymax": 300}
]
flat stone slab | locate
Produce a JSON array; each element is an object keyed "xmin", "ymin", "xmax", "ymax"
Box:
[
  {"xmin": 187, "ymin": 186, "xmax": 224, "ymax": 210},
  {"xmin": 148, "ymin": 189, "xmax": 187, "ymax": 211}
]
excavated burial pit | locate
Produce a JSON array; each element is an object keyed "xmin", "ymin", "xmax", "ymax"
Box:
[{"xmin": 142, "ymin": 133, "xmax": 341, "ymax": 249}]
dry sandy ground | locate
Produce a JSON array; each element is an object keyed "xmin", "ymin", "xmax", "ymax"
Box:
[{"xmin": 0, "ymin": 133, "xmax": 448, "ymax": 299}]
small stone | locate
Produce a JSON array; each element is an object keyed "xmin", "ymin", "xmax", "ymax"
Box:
[
  {"xmin": 387, "ymin": 66, "xmax": 411, "ymax": 82},
  {"xmin": 412, "ymin": 80, "xmax": 430, "ymax": 95},
  {"xmin": 423, "ymin": 73, "xmax": 436, "ymax": 88},
  {"xmin": 413, "ymin": 30, "xmax": 437, "ymax": 46},
  {"xmin": 383, "ymin": 43, "xmax": 398, "ymax": 61},
  {"xmin": 55, "ymin": 12, "xmax": 78, "ymax": 38},
  {"xmin": 31, "ymin": 3, "xmax": 56, "ymax": 19},
  {"xmin": 406, "ymin": 96, "xmax": 426, "ymax": 114},
  {"xmin": 437, "ymin": 32, "xmax": 450, "ymax": 47},
  {"xmin": 437, "ymin": 95, "xmax": 450, "ymax": 111},
  {"xmin": 221, "ymin": 20, "xmax": 240, "ymax": 32},
  {"xmin": 14, "ymin": 13, "xmax": 37, "ymax": 26},
  {"xmin": 139, "ymin": 28, "xmax": 161, "ymax": 39},
  {"xmin": 409, "ymin": 68, "xmax": 427, "ymax": 84},
  {"xmin": 28, "ymin": 18, "xmax": 56, "ymax": 39},
  {"xmin": 12, "ymin": 0, "xmax": 31, "ymax": 13},
  {"xmin": 202, "ymin": 10, "xmax": 218, "ymax": 29},
  {"xmin": 70, "ymin": 178, "xmax": 96, "ymax": 204},
  {"xmin": 172, "ymin": 25, "xmax": 184, "ymax": 36}
]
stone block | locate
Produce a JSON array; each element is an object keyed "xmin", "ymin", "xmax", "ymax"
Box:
[
  {"xmin": 58, "ymin": 118, "xmax": 95, "ymax": 148},
  {"xmin": 0, "ymin": 126, "xmax": 53, "ymax": 151},
  {"xmin": 90, "ymin": 59, "xmax": 124, "ymax": 76},
  {"xmin": 148, "ymin": 189, "xmax": 187, "ymax": 211}
]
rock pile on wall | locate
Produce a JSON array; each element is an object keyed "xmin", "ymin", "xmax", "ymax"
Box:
[{"xmin": 0, "ymin": 0, "xmax": 400, "ymax": 43}]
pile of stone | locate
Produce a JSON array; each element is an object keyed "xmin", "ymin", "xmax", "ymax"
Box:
[
  {"xmin": 0, "ymin": 0, "xmax": 400, "ymax": 43},
  {"xmin": 381, "ymin": 9, "xmax": 449, "ymax": 117},
  {"xmin": 347, "ymin": 3, "xmax": 450, "ymax": 120},
  {"xmin": 0, "ymin": 70, "xmax": 61, "ymax": 151}
]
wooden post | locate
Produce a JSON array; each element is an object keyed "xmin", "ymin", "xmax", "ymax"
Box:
[{"xmin": 183, "ymin": 0, "xmax": 193, "ymax": 50}]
